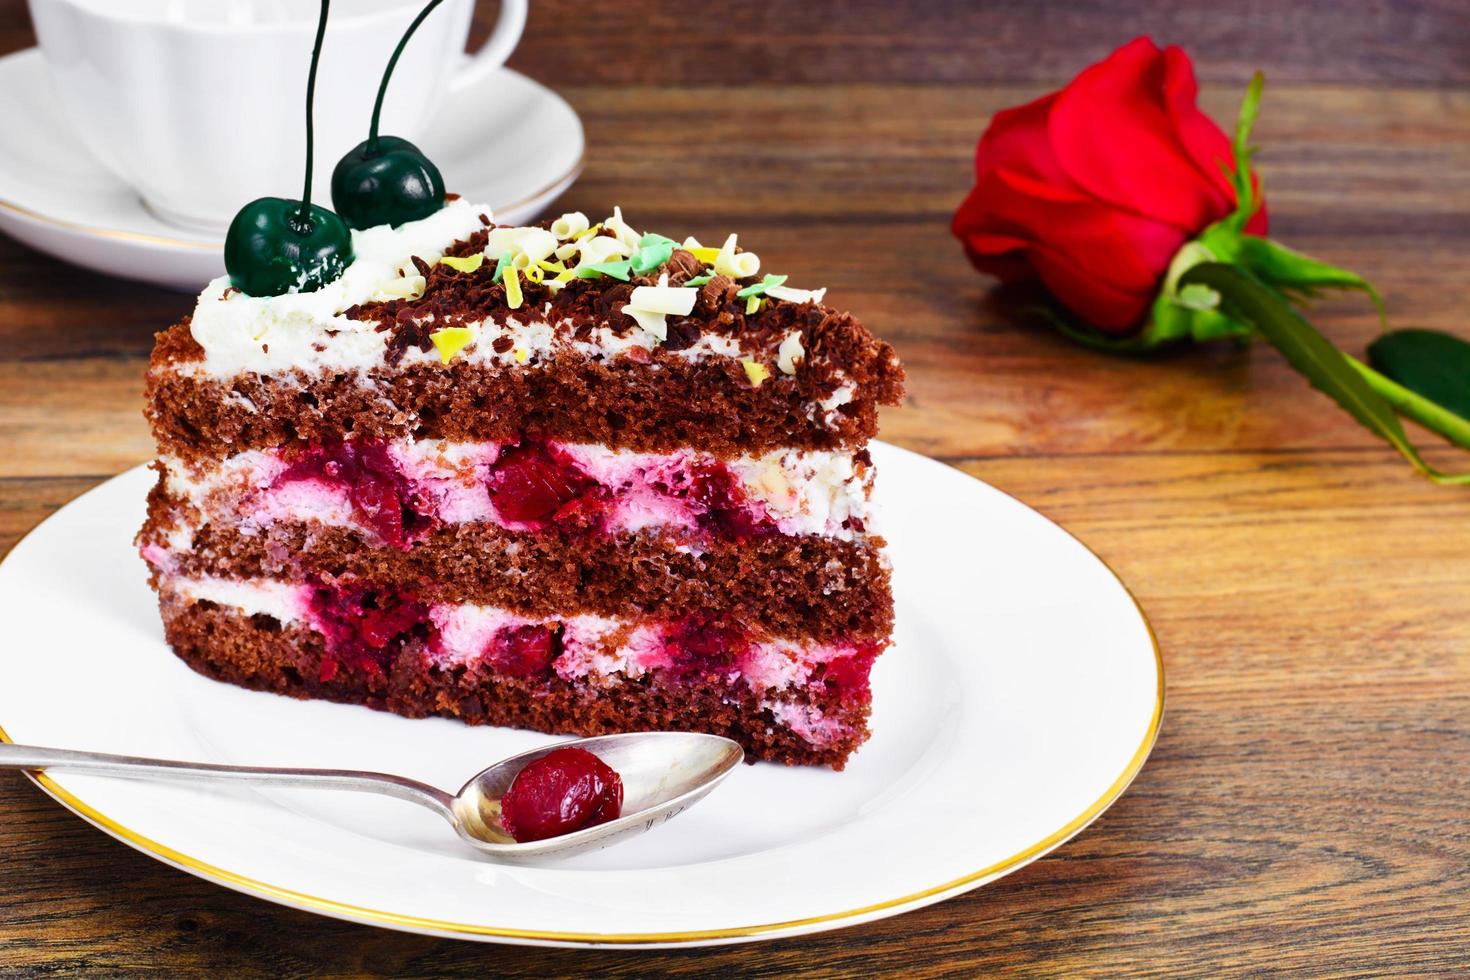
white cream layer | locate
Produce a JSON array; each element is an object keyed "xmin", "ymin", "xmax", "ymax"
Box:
[
  {"xmin": 159, "ymin": 439, "xmax": 874, "ymax": 542},
  {"xmin": 182, "ymin": 201, "xmax": 850, "ymax": 408},
  {"xmin": 160, "ymin": 574, "xmax": 866, "ymax": 705},
  {"xmin": 190, "ymin": 200, "xmax": 488, "ymax": 377}
]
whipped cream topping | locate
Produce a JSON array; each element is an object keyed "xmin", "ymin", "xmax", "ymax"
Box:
[
  {"xmin": 190, "ymin": 200, "xmax": 488, "ymax": 377},
  {"xmin": 182, "ymin": 202, "xmax": 835, "ymax": 386},
  {"xmin": 158, "ymin": 439, "xmax": 874, "ymax": 542}
]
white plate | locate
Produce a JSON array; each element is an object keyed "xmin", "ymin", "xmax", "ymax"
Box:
[
  {"xmin": 0, "ymin": 442, "xmax": 1162, "ymax": 948},
  {"xmin": 0, "ymin": 47, "xmax": 584, "ymax": 291}
]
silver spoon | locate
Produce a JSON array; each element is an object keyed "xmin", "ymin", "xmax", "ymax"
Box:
[{"xmin": 0, "ymin": 731, "xmax": 744, "ymax": 861}]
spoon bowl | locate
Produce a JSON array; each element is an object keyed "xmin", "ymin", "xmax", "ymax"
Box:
[
  {"xmin": 0, "ymin": 731, "xmax": 744, "ymax": 863},
  {"xmin": 451, "ymin": 732, "xmax": 745, "ymax": 860}
]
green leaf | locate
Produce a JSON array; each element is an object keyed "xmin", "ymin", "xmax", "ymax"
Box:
[
  {"xmin": 1181, "ymin": 262, "xmax": 1470, "ymax": 484},
  {"xmin": 1218, "ymin": 72, "xmax": 1264, "ymax": 236},
  {"xmin": 1230, "ymin": 236, "xmax": 1385, "ymax": 325},
  {"xmin": 1367, "ymin": 328, "xmax": 1470, "ymax": 421}
]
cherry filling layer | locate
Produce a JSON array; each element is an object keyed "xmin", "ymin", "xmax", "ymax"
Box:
[
  {"xmin": 457, "ymin": 612, "xmax": 880, "ymax": 705},
  {"xmin": 306, "ymin": 580, "xmax": 432, "ymax": 682},
  {"xmin": 264, "ymin": 437, "xmax": 781, "ymax": 544},
  {"xmin": 276, "ymin": 440, "xmax": 437, "ymax": 548},
  {"xmin": 484, "ymin": 442, "xmax": 604, "ymax": 528},
  {"xmin": 650, "ymin": 460, "xmax": 769, "ymax": 539}
]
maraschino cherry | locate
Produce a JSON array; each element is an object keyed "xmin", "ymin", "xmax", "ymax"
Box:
[
  {"xmin": 223, "ymin": 0, "xmax": 353, "ymax": 297},
  {"xmin": 499, "ymin": 748, "xmax": 624, "ymax": 843},
  {"xmin": 331, "ymin": 0, "xmax": 447, "ymax": 230}
]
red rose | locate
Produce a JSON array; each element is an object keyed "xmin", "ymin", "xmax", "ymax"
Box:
[{"xmin": 952, "ymin": 36, "xmax": 1267, "ymax": 334}]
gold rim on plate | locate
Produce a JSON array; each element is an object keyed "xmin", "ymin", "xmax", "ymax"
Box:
[{"xmin": 0, "ymin": 476, "xmax": 1164, "ymax": 946}]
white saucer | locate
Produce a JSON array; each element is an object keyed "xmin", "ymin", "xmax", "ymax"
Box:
[
  {"xmin": 0, "ymin": 443, "xmax": 1162, "ymax": 947},
  {"xmin": 0, "ymin": 48, "xmax": 584, "ymax": 292}
]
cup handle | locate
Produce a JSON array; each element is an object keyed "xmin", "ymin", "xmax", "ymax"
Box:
[{"xmin": 448, "ymin": 0, "xmax": 529, "ymax": 93}]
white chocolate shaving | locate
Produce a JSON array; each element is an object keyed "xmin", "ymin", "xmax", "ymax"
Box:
[
  {"xmin": 370, "ymin": 274, "xmax": 425, "ymax": 301},
  {"xmin": 483, "ymin": 226, "xmax": 558, "ymax": 265},
  {"xmin": 550, "ymin": 211, "xmax": 590, "ymax": 240},
  {"xmin": 605, "ymin": 206, "xmax": 641, "ymax": 248},
  {"xmin": 714, "ymin": 233, "xmax": 760, "ymax": 279},
  {"xmin": 627, "ymin": 280, "xmax": 698, "ymax": 316},
  {"xmin": 624, "ymin": 307, "xmax": 669, "ymax": 341},
  {"xmin": 767, "ymin": 284, "xmax": 827, "ymax": 305},
  {"xmin": 622, "ymin": 273, "xmax": 697, "ymax": 342},
  {"xmin": 777, "ymin": 330, "xmax": 805, "ymax": 375},
  {"xmin": 577, "ymin": 236, "xmax": 632, "ymax": 266}
]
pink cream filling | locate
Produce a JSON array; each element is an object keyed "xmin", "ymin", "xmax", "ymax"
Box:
[
  {"xmin": 163, "ymin": 438, "xmax": 870, "ymax": 550},
  {"xmin": 152, "ymin": 570, "xmax": 879, "ymax": 735}
]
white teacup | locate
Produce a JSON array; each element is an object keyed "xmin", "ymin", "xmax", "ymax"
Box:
[{"xmin": 27, "ymin": 0, "xmax": 528, "ymax": 232}]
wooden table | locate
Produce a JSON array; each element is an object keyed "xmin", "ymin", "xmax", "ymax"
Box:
[{"xmin": 2, "ymin": 1, "xmax": 1467, "ymax": 974}]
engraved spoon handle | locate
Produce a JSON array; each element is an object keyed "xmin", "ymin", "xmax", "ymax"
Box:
[{"xmin": 0, "ymin": 742, "xmax": 456, "ymax": 820}]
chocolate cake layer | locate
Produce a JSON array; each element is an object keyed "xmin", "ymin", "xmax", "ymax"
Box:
[
  {"xmin": 158, "ymin": 525, "xmax": 892, "ymax": 643},
  {"xmin": 147, "ymin": 320, "xmax": 903, "ymax": 462},
  {"xmin": 163, "ymin": 599, "xmax": 867, "ymax": 768}
]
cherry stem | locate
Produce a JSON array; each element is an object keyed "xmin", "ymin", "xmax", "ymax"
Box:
[
  {"xmin": 295, "ymin": 0, "xmax": 332, "ymax": 231},
  {"xmin": 367, "ymin": 0, "xmax": 444, "ymax": 154}
]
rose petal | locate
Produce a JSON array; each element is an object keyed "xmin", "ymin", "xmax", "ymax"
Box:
[
  {"xmin": 1159, "ymin": 45, "xmax": 1269, "ymax": 235},
  {"xmin": 973, "ymin": 92, "xmax": 1078, "ymax": 192},
  {"xmin": 956, "ymin": 168, "xmax": 1187, "ymax": 330},
  {"xmin": 1049, "ymin": 36, "xmax": 1235, "ymax": 235},
  {"xmin": 1026, "ymin": 243, "xmax": 1159, "ymax": 333}
]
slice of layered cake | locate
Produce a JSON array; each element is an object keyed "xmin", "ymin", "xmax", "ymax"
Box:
[{"xmin": 138, "ymin": 201, "xmax": 904, "ymax": 768}]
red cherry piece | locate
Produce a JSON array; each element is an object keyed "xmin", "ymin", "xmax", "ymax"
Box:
[
  {"xmin": 486, "ymin": 443, "xmax": 598, "ymax": 527},
  {"xmin": 307, "ymin": 582, "xmax": 431, "ymax": 677},
  {"xmin": 820, "ymin": 644, "xmax": 882, "ymax": 702},
  {"xmin": 663, "ymin": 618, "xmax": 749, "ymax": 680},
  {"xmin": 499, "ymin": 747, "xmax": 624, "ymax": 843},
  {"xmin": 487, "ymin": 623, "xmax": 560, "ymax": 677},
  {"xmin": 276, "ymin": 440, "xmax": 435, "ymax": 548},
  {"xmin": 653, "ymin": 460, "xmax": 769, "ymax": 539}
]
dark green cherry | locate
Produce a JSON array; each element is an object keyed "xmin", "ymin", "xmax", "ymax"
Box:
[
  {"xmin": 223, "ymin": 0, "xmax": 352, "ymax": 297},
  {"xmin": 332, "ymin": 0, "xmax": 447, "ymax": 230}
]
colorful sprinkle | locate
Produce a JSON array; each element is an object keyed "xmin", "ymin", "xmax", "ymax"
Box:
[
  {"xmin": 504, "ymin": 266, "xmax": 523, "ymax": 309},
  {"xmin": 429, "ymin": 327, "xmax": 474, "ymax": 364},
  {"xmin": 630, "ymin": 233, "xmax": 678, "ymax": 274},
  {"xmin": 439, "ymin": 253, "xmax": 484, "ymax": 274},
  {"xmin": 745, "ymin": 294, "xmax": 762, "ymax": 315},
  {"xmin": 685, "ymin": 274, "xmax": 712, "ymax": 286},
  {"xmin": 736, "ymin": 273, "xmax": 788, "ymax": 299},
  {"xmin": 742, "ymin": 360, "xmax": 771, "ymax": 387},
  {"xmin": 576, "ymin": 259, "xmax": 633, "ymax": 281},
  {"xmin": 491, "ymin": 250, "xmax": 512, "ymax": 284}
]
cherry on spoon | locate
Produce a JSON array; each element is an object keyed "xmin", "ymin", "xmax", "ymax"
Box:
[
  {"xmin": 223, "ymin": 0, "xmax": 353, "ymax": 297},
  {"xmin": 331, "ymin": 0, "xmax": 447, "ymax": 230},
  {"xmin": 0, "ymin": 732, "xmax": 743, "ymax": 862}
]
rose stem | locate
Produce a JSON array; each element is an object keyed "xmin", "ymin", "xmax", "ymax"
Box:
[
  {"xmin": 367, "ymin": 0, "xmax": 444, "ymax": 155},
  {"xmin": 1344, "ymin": 355, "xmax": 1470, "ymax": 451},
  {"xmin": 296, "ymin": 0, "xmax": 332, "ymax": 229}
]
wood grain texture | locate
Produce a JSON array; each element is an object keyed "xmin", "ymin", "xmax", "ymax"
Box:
[{"xmin": 1, "ymin": 0, "xmax": 1468, "ymax": 975}]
